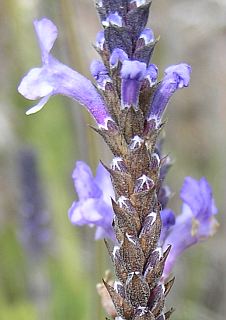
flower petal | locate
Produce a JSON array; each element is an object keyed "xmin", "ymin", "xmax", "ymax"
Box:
[
  {"xmin": 159, "ymin": 208, "xmax": 175, "ymax": 245},
  {"xmin": 139, "ymin": 28, "xmax": 155, "ymax": 44},
  {"xmin": 69, "ymin": 161, "xmax": 114, "ymax": 240},
  {"xmin": 72, "ymin": 161, "xmax": 102, "ymax": 200},
  {"xmin": 180, "ymin": 176, "xmax": 217, "ymax": 220},
  {"xmin": 18, "ymin": 67, "xmax": 53, "ymax": 100},
  {"xmin": 69, "ymin": 199, "xmax": 103, "ymax": 225},
  {"xmin": 145, "ymin": 64, "xmax": 158, "ymax": 86},
  {"xmin": 34, "ymin": 18, "xmax": 58, "ymax": 63},
  {"xmin": 102, "ymin": 12, "xmax": 123, "ymax": 27},
  {"xmin": 94, "ymin": 163, "xmax": 114, "ymax": 205},
  {"xmin": 148, "ymin": 63, "xmax": 191, "ymax": 121},
  {"xmin": 26, "ymin": 94, "xmax": 51, "ymax": 115},
  {"xmin": 163, "ymin": 176, "xmax": 218, "ymax": 278},
  {"xmin": 95, "ymin": 226, "xmax": 115, "ymax": 241},
  {"xmin": 95, "ymin": 30, "xmax": 105, "ymax": 50},
  {"xmin": 120, "ymin": 60, "xmax": 147, "ymax": 110},
  {"xmin": 90, "ymin": 60, "xmax": 112, "ymax": 90},
  {"xmin": 161, "ymin": 208, "xmax": 176, "ymax": 229},
  {"xmin": 109, "ymin": 48, "xmax": 128, "ymax": 68}
]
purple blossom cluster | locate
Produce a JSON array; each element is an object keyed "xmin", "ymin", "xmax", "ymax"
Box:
[
  {"xmin": 18, "ymin": 18, "xmax": 190, "ymax": 128},
  {"xmin": 18, "ymin": 1, "xmax": 218, "ymax": 288}
]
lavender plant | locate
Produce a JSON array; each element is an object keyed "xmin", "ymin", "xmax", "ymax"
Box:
[
  {"xmin": 18, "ymin": 148, "xmax": 51, "ymax": 317},
  {"xmin": 18, "ymin": 1, "xmax": 218, "ymax": 319},
  {"xmin": 18, "ymin": 148, "xmax": 50, "ymax": 257}
]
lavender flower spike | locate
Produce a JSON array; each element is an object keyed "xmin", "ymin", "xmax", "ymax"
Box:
[
  {"xmin": 163, "ymin": 177, "xmax": 218, "ymax": 278},
  {"xmin": 148, "ymin": 63, "xmax": 191, "ymax": 121},
  {"xmin": 18, "ymin": 18, "xmax": 112, "ymax": 129},
  {"xmin": 20, "ymin": 2, "xmax": 218, "ymax": 318},
  {"xmin": 68, "ymin": 161, "xmax": 115, "ymax": 240}
]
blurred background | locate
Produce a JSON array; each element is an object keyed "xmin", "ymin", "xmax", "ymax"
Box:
[{"xmin": 0, "ymin": 0, "xmax": 225, "ymax": 319}]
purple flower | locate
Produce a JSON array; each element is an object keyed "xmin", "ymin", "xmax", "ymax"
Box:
[
  {"xmin": 18, "ymin": 18, "xmax": 112, "ymax": 129},
  {"xmin": 145, "ymin": 64, "xmax": 158, "ymax": 86},
  {"xmin": 109, "ymin": 48, "xmax": 128, "ymax": 68},
  {"xmin": 95, "ymin": 30, "xmax": 105, "ymax": 50},
  {"xmin": 102, "ymin": 12, "xmax": 123, "ymax": 27},
  {"xmin": 90, "ymin": 60, "xmax": 112, "ymax": 90},
  {"xmin": 120, "ymin": 60, "xmax": 147, "ymax": 110},
  {"xmin": 139, "ymin": 28, "xmax": 155, "ymax": 45},
  {"xmin": 159, "ymin": 208, "xmax": 176, "ymax": 245},
  {"xmin": 110, "ymin": 55, "xmax": 158, "ymax": 110},
  {"xmin": 109, "ymin": 47, "xmax": 158, "ymax": 111},
  {"xmin": 148, "ymin": 63, "xmax": 191, "ymax": 122},
  {"xmin": 163, "ymin": 177, "xmax": 218, "ymax": 278},
  {"xmin": 68, "ymin": 161, "xmax": 115, "ymax": 240},
  {"xmin": 130, "ymin": 0, "xmax": 146, "ymax": 7}
]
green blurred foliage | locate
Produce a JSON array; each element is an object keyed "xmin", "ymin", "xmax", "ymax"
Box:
[{"xmin": 0, "ymin": 0, "xmax": 225, "ymax": 319}]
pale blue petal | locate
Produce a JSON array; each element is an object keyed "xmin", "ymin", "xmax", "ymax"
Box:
[
  {"xmin": 26, "ymin": 94, "xmax": 52, "ymax": 115},
  {"xmin": 34, "ymin": 18, "xmax": 58, "ymax": 63}
]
